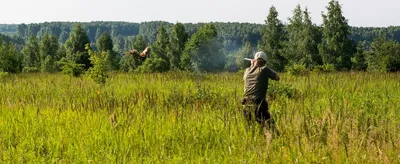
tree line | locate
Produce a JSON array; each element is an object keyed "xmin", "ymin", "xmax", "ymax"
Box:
[{"xmin": 1, "ymin": 0, "xmax": 400, "ymax": 76}]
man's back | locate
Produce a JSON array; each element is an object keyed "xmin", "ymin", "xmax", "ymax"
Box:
[{"xmin": 243, "ymin": 66, "xmax": 277, "ymax": 101}]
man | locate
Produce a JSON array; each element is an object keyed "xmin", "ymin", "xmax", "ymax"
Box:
[{"xmin": 242, "ymin": 51, "xmax": 280, "ymax": 130}]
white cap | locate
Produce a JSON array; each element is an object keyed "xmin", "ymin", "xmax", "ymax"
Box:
[{"xmin": 254, "ymin": 51, "xmax": 267, "ymax": 61}]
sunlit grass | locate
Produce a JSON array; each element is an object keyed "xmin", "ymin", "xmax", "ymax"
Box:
[{"xmin": 0, "ymin": 72, "xmax": 399, "ymax": 163}]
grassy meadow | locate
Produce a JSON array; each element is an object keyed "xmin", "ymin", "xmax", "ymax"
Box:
[{"xmin": 0, "ymin": 72, "xmax": 399, "ymax": 163}]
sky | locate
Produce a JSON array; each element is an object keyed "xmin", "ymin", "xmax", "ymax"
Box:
[{"xmin": 0, "ymin": 0, "xmax": 398, "ymax": 27}]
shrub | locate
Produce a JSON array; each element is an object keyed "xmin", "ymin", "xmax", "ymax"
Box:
[
  {"xmin": 268, "ymin": 81, "xmax": 297, "ymax": 99},
  {"xmin": 0, "ymin": 70, "xmax": 8, "ymax": 79},
  {"xmin": 313, "ymin": 64, "xmax": 335, "ymax": 73},
  {"xmin": 22, "ymin": 67, "xmax": 40, "ymax": 73},
  {"xmin": 135, "ymin": 58, "xmax": 169, "ymax": 73},
  {"xmin": 286, "ymin": 64, "xmax": 309, "ymax": 76}
]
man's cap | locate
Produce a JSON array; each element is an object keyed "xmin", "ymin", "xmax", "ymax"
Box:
[{"xmin": 254, "ymin": 51, "xmax": 267, "ymax": 61}]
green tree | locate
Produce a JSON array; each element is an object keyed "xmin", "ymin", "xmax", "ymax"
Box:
[
  {"xmin": 21, "ymin": 36, "xmax": 40, "ymax": 71},
  {"xmin": 351, "ymin": 42, "xmax": 367, "ymax": 71},
  {"xmin": 367, "ymin": 35, "xmax": 400, "ymax": 72},
  {"xmin": 259, "ymin": 6, "xmax": 287, "ymax": 71},
  {"xmin": 65, "ymin": 24, "xmax": 91, "ymax": 69},
  {"xmin": 97, "ymin": 32, "xmax": 119, "ymax": 70},
  {"xmin": 132, "ymin": 35, "xmax": 146, "ymax": 52},
  {"xmin": 283, "ymin": 6, "xmax": 322, "ymax": 68},
  {"xmin": 151, "ymin": 25, "xmax": 170, "ymax": 70},
  {"xmin": 0, "ymin": 41, "xmax": 20, "ymax": 73},
  {"xmin": 319, "ymin": 0, "xmax": 355, "ymax": 70},
  {"xmin": 87, "ymin": 45, "xmax": 109, "ymax": 84},
  {"xmin": 40, "ymin": 33, "xmax": 59, "ymax": 72},
  {"xmin": 167, "ymin": 23, "xmax": 188, "ymax": 70},
  {"xmin": 97, "ymin": 32, "xmax": 113, "ymax": 52},
  {"xmin": 181, "ymin": 24, "xmax": 224, "ymax": 72},
  {"xmin": 303, "ymin": 9, "xmax": 323, "ymax": 67}
]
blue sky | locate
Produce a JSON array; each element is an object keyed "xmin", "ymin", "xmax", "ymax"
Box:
[{"xmin": 1, "ymin": 0, "xmax": 398, "ymax": 27}]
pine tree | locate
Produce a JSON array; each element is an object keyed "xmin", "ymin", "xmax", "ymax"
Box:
[
  {"xmin": 319, "ymin": 0, "xmax": 355, "ymax": 70},
  {"xmin": 259, "ymin": 6, "xmax": 287, "ymax": 71},
  {"xmin": 65, "ymin": 24, "xmax": 91, "ymax": 69},
  {"xmin": 21, "ymin": 36, "xmax": 40, "ymax": 71},
  {"xmin": 97, "ymin": 32, "xmax": 113, "ymax": 52},
  {"xmin": 152, "ymin": 25, "xmax": 170, "ymax": 63},
  {"xmin": 167, "ymin": 23, "xmax": 188, "ymax": 70}
]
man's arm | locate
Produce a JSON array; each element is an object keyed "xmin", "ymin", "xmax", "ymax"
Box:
[
  {"xmin": 265, "ymin": 67, "xmax": 280, "ymax": 81},
  {"xmin": 273, "ymin": 73, "xmax": 280, "ymax": 81}
]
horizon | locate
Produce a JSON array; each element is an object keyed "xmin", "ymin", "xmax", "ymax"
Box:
[{"xmin": 1, "ymin": 0, "xmax": 399, "ymax": 28}]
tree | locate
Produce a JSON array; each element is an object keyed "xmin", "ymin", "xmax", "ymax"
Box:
[
  {"xmin": 319, "ymin": 0, "xmax": 355, "ymax": 70},
  {"xmin": 259, "ymin": 6, "xmax": 287, "ymax": 71},
  {"xmin": 97, "ymin": 32, "xmax": 113, "ymax": 52},
  {"xmin": 303, "ymin": 8, "xmax": 323, "ymax": 67},
  {"xmin": 367, "ymin": 35, "xmax": 400, "ymax": 72},
  {"xmin": 283, "ymin": 6, "xmax": 322, "ymax": 69},
  {"xmin": 17, "ymin": 24, "xmax": 27, "ymax": 38},
  {"xmin": 87, "ymin": 45, "xmax": 108, "ymax": 84},
  {"xmin": 132, "ymin": 35, "xmax": 146, "ymax": 52},
  {"xmin": 167, "ymin": 23, "xmax": 188, "ymax": 70},
  {"xmin": 283, "ymin": 5, "xmax": 304, "ymax": 66},
  {"xmin": 150, "ymin": 25, "xmax": 170, "ymax": 70},
  {"xmin": 65, "ymin": 24, "xmax": 91, "ymax": 69},
  {"xmin": 97, "ymin": 32, "xmax": 119, "ymax": 70},
  {"xmin": 351, "ymin": 42, "xmax": 367, "ymax": 70},
  {"xmin": 181, "ymin": 24, "xmax": 224, "ymax": 72},
  {"xmin": 0, "ymin": 41, "xmax": 20, "ymax": 73},
  {"xmin": 21, "ymin": 36, "xmax": 40, "ymax": 71},
  {"xmin": 40, "ymin": 33, "xmax": 59, "ymax": 72}
]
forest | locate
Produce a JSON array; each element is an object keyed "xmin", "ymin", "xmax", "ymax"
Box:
[{"xmin": 1, "ymin": 1, "xmax": 400, "ymax": 77}]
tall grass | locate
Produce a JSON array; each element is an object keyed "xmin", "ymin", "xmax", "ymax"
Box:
[{"xmin": 0, "ymin": 72, "xmax": 399, "ymax": 163}]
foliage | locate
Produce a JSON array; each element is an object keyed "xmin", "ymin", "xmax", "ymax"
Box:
[
  {"xmin": 57, "ymin": 58, "xmax": 85, "ymax": 77},
  {"xmin": 132, "ymin": 35, "xmax": 146, "ymax": 52},
  {"xmin": 87, "ymin": 45, "xmax": 109, "ymax": 84},
  {"xmin": 351, "ymin": 42, "xmax": 367, "ymax": 71},
  {"xmin": 0, "ymin": 70, "xmax": 8, "ymax": 79},
  {"xmin": 22, "ymin": 67, "xmax": 40, "ymax": 73},
  {"xmin": 0, "ymin": 42, "xmax": 20, "ymax": 73},
  {"xmin": 167, "ymin": 23, "xmax": 188, "ymax": 70},
  {"xmin": 22, "ymin": 36, "xmax": 40, "ymax": 68},
  {"xmin": 39, "ymin": 33, "xmax": 59, "ymax": 72},
  {"xmin": 285, "ymin": 64, "xmax": 309, "ymax": 76},
  {"xmin": 151, "ymin": 25, "xmax": 170, "ymax": 70},
  {"xmin": 367, "ymin": 35, "xmax": 400, "ymax": 72},
  {"xmin": 259, "ymin": 6, "xmax": 287, "ymax": 71},
  {"xmin": 97, "ymin": 32, "xmax": 113, "ymax": 52},
  {"xmin": 65, "ymin": 24, "xmax": 91, "ymax": 69},
  {"xmin": 313, "ymin": 64, "xmax": 336, "ymax": 72},
  {"xmin": 283, "ymin": 6, "xmax": 322, "ymax": 68},
  {"xmin": 319, "ymin": 0, "xmax": 356, "ymax": 70},
  {"xmin": 135, "ymin": 58, "xmax": 169, "ymax": 73}
]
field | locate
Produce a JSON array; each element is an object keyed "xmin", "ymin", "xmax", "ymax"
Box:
[{"xmin": 0, "ymin": 72, "xmax": 399, "ymax": 163}]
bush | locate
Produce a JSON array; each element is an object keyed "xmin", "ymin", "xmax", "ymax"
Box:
[
  {"xmin": 313, "ymin": 64, "xmax": 335, "ymax": 73},
  {"xmin": 268, "ymin": 81, "xmax": 297, "ymax": 99},
  {"xmin": 135, "ymin": 58, "xmax": 169, "ymax": 73},
  {"xmin": 22, "ymin": 67, "xmax": 40, "ymax": 73},
  {"xmin": 57, "ymin": 58, "xmax": 85, "ymax": 77},
  {"xmin": 286, "ymin": 64, "xmax": 309, "ymax": 76},
  {"xmin": 0, "ymin": 70, "xmax": 8, "ymax": 79}
]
